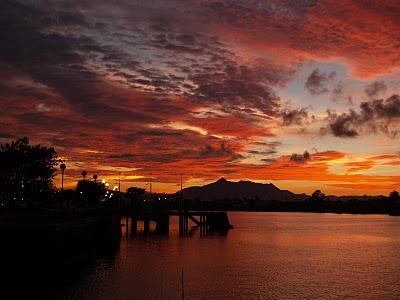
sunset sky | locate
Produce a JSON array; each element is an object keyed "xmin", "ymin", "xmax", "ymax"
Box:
[{"xmin": 1, "ymin": 0, "xmax": 400, "ymax": 195}]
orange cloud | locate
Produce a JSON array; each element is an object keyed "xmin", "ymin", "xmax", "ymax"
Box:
[{"xmin": 345, "ymin": 160, "xmax": 375, "ymax": 173}]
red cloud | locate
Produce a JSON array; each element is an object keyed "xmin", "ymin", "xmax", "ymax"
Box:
[
  {"xmin": 203, "ymin": 0, "xmax": 400, "ymax": 78},
  {"xmin": 187, "ymin": 114, "xmax": 271, "ymax": 137}
]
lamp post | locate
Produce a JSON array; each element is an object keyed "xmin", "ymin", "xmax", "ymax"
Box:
[
  {"xmin": 101, "ymin": 179, "xmax": 106, "ymax": 193},
  {"xmin": 146, "ymin": 182, "xmax": 152, "ymax": 195},
  {"xmin": 60, "ymin": 163, "xmax": 66, "ymax": 192}
]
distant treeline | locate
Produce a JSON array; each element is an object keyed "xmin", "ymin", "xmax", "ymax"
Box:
[
  {"xmin": 140, "ymin": 193, "xmax": 400, "ymax": 216},
  {"xmin": 176, "ymin": 198, "xmax": 398, "ymax": 215}
]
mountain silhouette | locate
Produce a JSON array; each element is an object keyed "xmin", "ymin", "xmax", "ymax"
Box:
[{"xmin": 175, "ymin": 178, "xmax": 307, "ymax": 202}]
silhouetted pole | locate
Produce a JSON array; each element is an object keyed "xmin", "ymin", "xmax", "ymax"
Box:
[
  {"xmin": 180, "ymin": 174, "xmax": 183, "ymax": 212},
  {"xmin": 60, "ymin": 163, "xmax": 66, "ymax": 191},
  {"xmin": 149, "ymin": 173, "xmax": 152, "ymax": 194},
  {"xmin": 181, "ymin": 269, "xmax": 185, "ymax": 300},
  {"xmin": 118, "ymin": 172, "xmax": 121, "ymax": 192},
  {"xmin": 146, "ymin": 182, "xmax": 152, "ymax": 195},
  {"xmin": 101, "ymin": 179, "xmax": 106, "ymax": 193}
]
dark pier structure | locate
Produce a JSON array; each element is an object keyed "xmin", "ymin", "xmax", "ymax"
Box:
[{"xmin": 125, "ymin": 210, "xmax": 233, "ymax": 236}]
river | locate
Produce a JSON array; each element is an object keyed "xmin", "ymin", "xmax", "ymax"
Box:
[{"xmin": 49, "ymin": 212, "xmax": 400, "ymax": 299}]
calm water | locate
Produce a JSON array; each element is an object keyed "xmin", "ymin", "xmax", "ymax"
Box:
[{"xmin": 63, "ymin": 212, "xmax": 400, "ymax": 299}]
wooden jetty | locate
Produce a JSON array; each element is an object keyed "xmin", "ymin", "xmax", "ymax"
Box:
[{"xmin": 125, "ymin": 210, "xmax": 233, "ymax": 235}]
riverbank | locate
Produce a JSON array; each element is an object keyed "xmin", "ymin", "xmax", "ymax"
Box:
[
  {"xmin": 0, "ymin": 209, "xmax": 121, "ymax": 268},
  {"xmin": 0, "ymin": 209, "xmax": 122, "ymax": 298}
]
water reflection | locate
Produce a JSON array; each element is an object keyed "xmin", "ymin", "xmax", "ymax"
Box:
[
  {"xmin": 5, "ymin": 212, "xmax": 400, "ymax": 299},
  {"xmin": 78, "ymin": 213, "xmax": 400, "ymax": 299}
]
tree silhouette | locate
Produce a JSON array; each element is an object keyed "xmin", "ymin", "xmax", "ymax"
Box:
[
  {"xmin": 389, "ymin": 190, "xmax": 400, "ymax": 210},
  {"xmin": 0, "ymin": 137, "xmax": 58, "ymax": 207},
  {"xmin": 127, "ymin": 187, "xmax": 146, "ymax": 208},
  {"xmin": 76, "ymin": 180, "xmax": 103, "ymax": 206},
  {"xmin": 311, "ymin": 189, "xmax": 325, "ymax": 202},
  {"xmin": 82, "ymin": 170, "xmax": 87, "ymax": 180}
]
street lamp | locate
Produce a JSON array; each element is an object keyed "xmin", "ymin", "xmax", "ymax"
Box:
[{"xmin": 60, "ymin": 163, "xmax": 66, "ymax": 191}]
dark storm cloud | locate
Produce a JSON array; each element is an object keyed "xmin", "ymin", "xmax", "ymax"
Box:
[
  {"xmin": 0, "ymin": 0, "xmax": 188, "ymax": 143},
  {"xmin": 248, "ymin": 149, "xmax": 277, "ymax": 155},
  {"xmin": 117, "ymin": 27, "xmax": 293, "ymax": 115},
  {"xmin": 108, "ymin": 153, "xmax": 136, "ymax": 159},
  {"xmin": 323, "ymin": 110, "xmax": 360, "ymax": 138},
  {"xmin": 0, "ymin": 0, "xmax": 308, "ymax": 181},
  {"xmin": 108, "ymin": 139, "xmax": 242, "ymax": 164},
  {"xmin": 246, "ymin": 140, "xmax": 280, "ymax": 164},
  {"xmin": 199, "ymin": 143, "xmax": 242, "ymax": 160},
  {"xmin": 0, "ymin": 1, "xmax": 101, "ymax": 107},
  {"xmin": 0, "ymin": 132, "xmax": 14, "ymax": 139},
  {"xmin": 0, "ymin": 0, "xmax": 299, "ymax": 144},
  {"xmin": 322, "ymin": 95, "xmax": 400, "ymax": 138},
  {"xmin": 290, "ymin": 151, "xmax": 311, "ymax": 162},
  {"xmin": 282, "ymin": 107, "xmax": 309, "ymax": 126},
  {"xmin": 188, "ymin": 62, "xmax": 291, "ymax": 115},
  {"xmin": 361, "ymin": 95, "xmax": 400, "ymax": 118},
  {"xmin": 118, "ymin": 129, "xmax": 184, "ymax": 144},
  {"xmin": 90, "ymin": 1, "xmax": 296, "ymax": 115},
  {"xmin": 18, "ymin": 113, "xmax": 90, "ymax": 130},
  {"xmin": 260, "ymin": 158, "xmax": 277, "ymax": 164},
  {"xmin": 365, "ymin": 81, "xmax": 387, "ymax": 98},
  {"xmin": 329, "ymin": 81, "xmax": 352, "ymax": 103},
  {"xmin": 147, "ymin": 33, "xmax": 206, "ymax": 54},
  {"xmin": 305, "ymin": 69, "xmax": 336, "ymax": 95},
  {"xmin": 108, "ymin": 125, "xmax": 245, "ymax": 165},
  {"xmin": 41, "ymin": 10, "xmax": 88, "ymax": 28}
]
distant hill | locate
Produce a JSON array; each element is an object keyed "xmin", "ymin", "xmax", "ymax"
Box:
[
  {"xmin": 174, "ymin": 178, "xmax": 386, "ymax": 202},
  {"xmin": 175, "ymin": 178, "xmax": 308, "ymax": 202}
]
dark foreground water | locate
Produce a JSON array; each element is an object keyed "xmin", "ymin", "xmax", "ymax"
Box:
[{"xmin": 51, "ymin": 212, "xmax": 400, "ymax": 299}]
